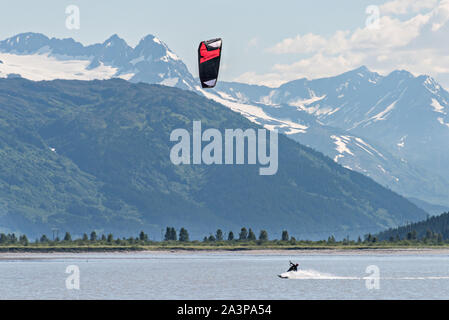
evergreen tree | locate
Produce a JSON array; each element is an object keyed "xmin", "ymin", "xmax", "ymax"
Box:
[
  {"xmin": 9, "ymin": 234, "xmax": 17, "ymax": 244},
  {"xmin": 259, "ymin": 230, "xmax": 268, "ymax": 242},
  {"xmin": 139, "ymin": 231, "xmax": 148, "ymax": 242},
  {"xmin": 228, "ymin": 231, "xmax": 234, "ymax": 241},
  {"xmin": 248, "ymin": 228, "xmax": 256, "ymax": 241},
  {"xmin": 164, "ymin": 227, "xmax": 171, "ymax": 241},
  {"xmin": 171, "ymin": 227, "xmax": 177, "ymax": 241},
  {"xmin": 208, "ymin": 234, "xmax": 216, "ymax": 242},
  {"xmin": 281, "ymin": 230, "xmax": 289, "ymax": 241},
  {"xmin": 40, "ymin": 234, "xmax": 49, "ymax": 243},
  {"xmin": 215, "ymin": 229, "xmax": 223, "ymax": 241},
  {"xmin": 179, "ymin": 228, "xmax": 189, "ymax": 242},
  {"xmin": 63, "ymin": 232, "xmax": 72, "ymax": 242},
  {"xmin": 19, "ymin": 234, "xmax": 28, "ymax": 246},
  {"xmin": 107, "ymin": 233, "xmax": 114, "ymax": 243},
  {"xmin": 239, "ymin": 227, "xmax": 248, "ymax": 241},
  {"xmin": 82, "ymin": 233, "xmax": 88, "ymax": 241},
  {"xmin": 164, "ymin": 227, "xmax": 177, "ymax": 241},
  {"xmin": 366, "ymin": 234, "xmax": 372, "ymax": 242},
  {"xmin": 90, "ymin": 231, "xmax": 97, "ymax": 242}
]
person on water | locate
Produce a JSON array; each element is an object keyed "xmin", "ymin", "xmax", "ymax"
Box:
[{"xmin": 287, "ymin": 261, "xmax": 299, "ymax": 272}]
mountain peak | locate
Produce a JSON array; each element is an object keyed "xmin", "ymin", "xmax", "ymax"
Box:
[
  {"xmin": 7, "ymin": 32, "xmax": 49, "ymax": 42},
  {"xmin": 387, "ymin": 69, "xmax": 414, "ymax": 79},
  {"xmin": 102, "ymin": 34, "xmax": 129, "ymax": 48},
  {"xmin": 133, "ymin": 34, "xmax": 181, "ymax": 63},
  {"xmin": 345, "ymin": 65, "xmax": 377, "ymax": 77},
  {"xmin": 0, "ymin": 32, "xmax": 50, "ymax": 52},
  {"xmin": 329, "ymin": 66, "xmax": 380, "ymax": 83},
  {"xmin": 355, "ymin": 65, "xmax": 370, "ymax": 73},
  {"xmin": 137, "ymin": 34, "xmax": 161, "ymax": 46}
]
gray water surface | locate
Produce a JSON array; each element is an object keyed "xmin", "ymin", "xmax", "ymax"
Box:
[{"xmin": 1, "ymin": 251, "xmax": 449, "ymax": 299}]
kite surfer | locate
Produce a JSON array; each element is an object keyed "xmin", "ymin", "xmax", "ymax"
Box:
[{"xmin": 287, "ymin": 261, "xmax": 299, "ymax": 272}]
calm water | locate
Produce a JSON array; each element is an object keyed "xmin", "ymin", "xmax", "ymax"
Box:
[{"xmin": 1, "ymin": 251, "xmax": 449, "ymax": 299}]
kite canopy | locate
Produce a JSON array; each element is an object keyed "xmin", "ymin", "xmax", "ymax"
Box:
[{"xmin": 198, "ymin": 38, "xmax": 222, "ymax": 88}]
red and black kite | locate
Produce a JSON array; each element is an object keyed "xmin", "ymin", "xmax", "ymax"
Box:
[{"xmin": 198, "ymin": 38, "xmax": 222, "ymax": 88}]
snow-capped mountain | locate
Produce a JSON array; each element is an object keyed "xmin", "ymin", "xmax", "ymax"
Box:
[
  {"xmin": 211, "ymin": 67, "xmax": 449, "ymax": 207},
  {"xmin": 1, "ymin": 33, "xmax": 448, "ymax": 209},
  {"xmin": 0, "ymin": 32, "xmax": 195, "ymax": 89}
]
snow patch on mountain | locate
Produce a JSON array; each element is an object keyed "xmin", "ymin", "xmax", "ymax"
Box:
[
  {"xmin": 0, "ymin": 52, "xmax": 117, "ymax": 80},
  {"xmin": 259, "ymin": 90, "xmax": 278, "ymax": 106},
  {"xmin": 331, "ymin": 135, "xmax": 354, "ymax": 161},
  {"xmin": 372, "ymin": 100, "xmax": 397, "ymax": 121},
  {"xmin": 289, "ymin": 94, "xmax": 326, "ymax": 108},
  {"xmin": 423, "ymin": 76, "xmax": 442, "ymax": 94},
  {"xmin": 354, "ymin": 137, "xmax": 386, "ymax": 159},
  {"xmin": 437, "ymin": 117, "xmax": 449, "ymax": 128},
  {"xmin": 397, "ymin": 136, "xmax": 407, "ymax": 148},
  {"xmin": 160, "ymin": 77, "xmax": 179, "ymax": 86},
  {"xmin": 200, "ymin": 88, "xmax": 308, "ymax": 135},
  {"xmin": 431, "ymin": 98, "xmax": 446, "ymax": 114}
]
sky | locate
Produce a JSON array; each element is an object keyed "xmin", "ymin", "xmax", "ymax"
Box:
[{"xmin": 0, "ymin": 0, "xmax": 448, "ymax": 88}]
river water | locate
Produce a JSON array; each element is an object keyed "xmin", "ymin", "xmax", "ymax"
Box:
[{"xmin": 1, "ymin": 251, "xmax": 449, "ymax": 299}]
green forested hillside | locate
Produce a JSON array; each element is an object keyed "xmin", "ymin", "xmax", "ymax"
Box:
[
  {"xmin": 377, "ymin": 211, "xmax": 449, "ymax": 241},
  {"xmin": 0, "ymin": 78, "xmax": 427, "ymax": 239}
]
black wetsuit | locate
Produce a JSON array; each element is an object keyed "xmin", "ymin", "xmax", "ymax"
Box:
[{"xmin": 287, "ymin": 262, "xmax": 298, "ymax": 272}]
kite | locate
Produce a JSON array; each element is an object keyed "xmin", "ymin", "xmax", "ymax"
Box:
[{"xmin": 198, "ymin": 38, "xmax": 222, "ymax": 88}]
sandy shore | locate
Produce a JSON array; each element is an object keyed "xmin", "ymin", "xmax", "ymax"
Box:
[
  {"xmin": 1, "ymin": 247, "xmax": 449, "ymax": 260},
  {"xmin": 145, "ymin": 248, "xmax": 449, "ymax": 255}
]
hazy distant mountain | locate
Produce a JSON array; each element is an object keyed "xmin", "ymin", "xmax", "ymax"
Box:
[
  {"xmin": 212, "ymin": 67, "xmax": 449, "ymax": 208},
  {"xmin": 0, "ymin": 78, "xmax": 426, "ymax": 239}
]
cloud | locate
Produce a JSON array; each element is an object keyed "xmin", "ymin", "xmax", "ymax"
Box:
[
  {"xmin": 268, "ymin": 33, "xmax": 328, "ymax": 54},
  {"xmin": 236, "ymin": 0, "xmax": 449, "ymax": 89},
  {"xmin": 234, "ymin": 71, "xmax": 287, "ymax": 88},
  {"xmin": 380, "ymin": 0, "xmax": 438, "ymax": 15}
]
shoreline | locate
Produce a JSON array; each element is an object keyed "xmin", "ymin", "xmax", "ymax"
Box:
[{"xmin": 1, "ymin": 246, "xmax": 449, "ymax": 257}]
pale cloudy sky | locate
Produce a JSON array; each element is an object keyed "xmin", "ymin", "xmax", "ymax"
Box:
[
  {"xmin": 236, "ymin": 0, "xmax": 449, "ymax": 88},
  {"xmin": 0, "ymin": 0, "xmax": 448, "ymax": 88}
]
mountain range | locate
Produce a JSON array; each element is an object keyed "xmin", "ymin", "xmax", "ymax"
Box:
[
  {"xmin": 1, "ymin": 33, "xmax": 448, "ymax": 211},
  {"xmin": 0, "ymin": 32, "xmax": 195, "ymax": 89},
  {"xmin": 0, "ymin": 77, "xmax": 427, "ymax": 239},
  {"xmin": 212, "ymin": 68, "xmax": 449, "ymax": 209}
]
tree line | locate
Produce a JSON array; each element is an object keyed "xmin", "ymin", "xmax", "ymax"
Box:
[
  {"xmin": 0, "ymin": 227, "xmax": 286, "ymax": 246},
  {"xmin": 376, "ymin": 212, "xmax": 449, "ymax": 243},
  {"xmin": 1, "ymin": 224, "xmax": 449, "ymax": 246}
]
